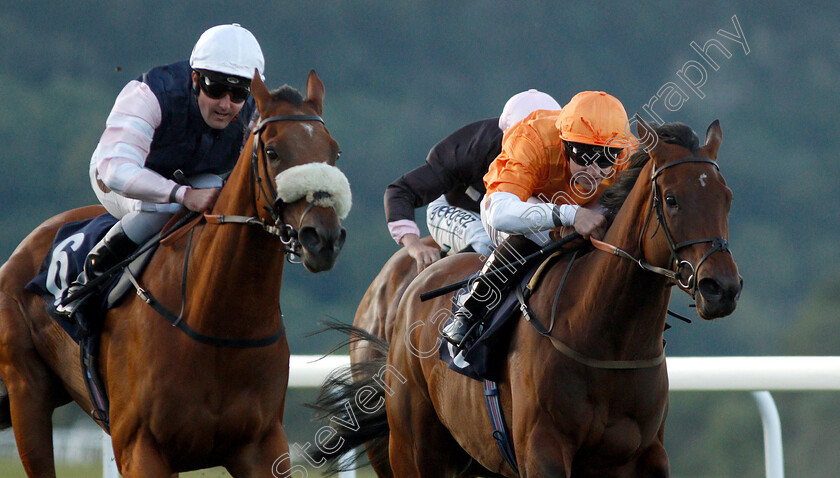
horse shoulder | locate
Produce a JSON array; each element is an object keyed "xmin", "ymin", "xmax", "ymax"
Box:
[{"xmin": 391, "ymin": 253, "xmax": 483, "ymax": 366}]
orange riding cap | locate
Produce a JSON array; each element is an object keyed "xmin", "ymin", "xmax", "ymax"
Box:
[{"xmin": 484, "ymin": 92, "xmax": 634, "ymax": 205}]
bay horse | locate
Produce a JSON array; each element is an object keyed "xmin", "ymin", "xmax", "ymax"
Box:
[
  {"xmin": 314, "ymin": 119, "xmax": 741, "ymax": 477},
  {"xmin": 0, "ymin": 70, "xmax": 349, "ymax": 477}
]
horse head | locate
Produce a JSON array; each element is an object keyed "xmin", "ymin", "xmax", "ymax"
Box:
[
  {"xmin": 636, "ymin": 118, "xmax": 742, "ymax": 319},
  {"xmin": 248, "ymin": 70, "xmax": 349, "ymax": 272}
]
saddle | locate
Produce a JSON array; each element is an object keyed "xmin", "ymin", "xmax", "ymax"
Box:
[
  {"xmin": 24, "ymin": 211, "xmax": 195, "ymax": 430},
  {"xmin": 25, "ymin": 214, "xmax": 163, "ymax": 341},
  {"xmin": 438, "ymin": 247, "xmax": 581, "ymax": 382}
]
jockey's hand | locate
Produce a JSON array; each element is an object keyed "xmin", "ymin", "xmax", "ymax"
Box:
[
  {"xmin": 182, "ymin": 187, "xmax": 220, "ymax": 213},
  {"xmin": 401, "ymin": 233, "xmax": 441, "ymax": 273},
  {"xmin": 572, "ymin": 207, "xmax": 607, "ymax": 240}
]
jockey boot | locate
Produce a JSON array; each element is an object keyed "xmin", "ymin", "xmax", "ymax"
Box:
[
  {"xmin": 56, "ymin": 222, "xmax": 138, "ymax": 326},
  {"xmin": 442, "ymin": 235, "xmax": 540, "ymax": 348}
]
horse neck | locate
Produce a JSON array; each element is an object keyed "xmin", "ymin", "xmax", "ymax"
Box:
[
  {"xmin": 551, "ymin": 162, "xmax": 671, "ymax": 360},
  {"xmin": 186, "ymin": 142, "xmax": 286, "ymax": 333}
]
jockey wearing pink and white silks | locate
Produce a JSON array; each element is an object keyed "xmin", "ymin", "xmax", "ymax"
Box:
[
  {"xmin": 89, "ymin": 78, "xmax": 247, "ymax": 243},
  {"xmin": 56, "ymin": 24, "xmax": 264, "ymax": 322}
]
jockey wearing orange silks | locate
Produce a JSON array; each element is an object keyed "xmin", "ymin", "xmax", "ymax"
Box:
[
  {"xmin": 443, "ymin": 91, "xmax": 635, "ymax": 349},
  {"xmin": 482, "ymin": 91, "xmax": 634, "ymax": 245}
]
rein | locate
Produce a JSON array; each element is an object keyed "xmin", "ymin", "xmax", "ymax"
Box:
[
  {"xmin": 518, "ymin": 250, "xmax": 666, "ymax": 370},
  {"xmin": 127, "ymin": 229, "xmax": 286, "ymax": 348}
]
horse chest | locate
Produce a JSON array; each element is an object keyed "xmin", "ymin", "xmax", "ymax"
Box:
[
  {"xmin": 531, "ymin": 369, "xmax": 667, "ymax": 464},
  {"xmin": 576, "ymin": 393, "xmax": 668, "ymax": 463},
  {"xmin": 132, "ymin": 348, "xmax": 289, "ymax": 435},
  {"xmin": 588, "ymin": 417, "xmax": 645, "ymax": 461}
]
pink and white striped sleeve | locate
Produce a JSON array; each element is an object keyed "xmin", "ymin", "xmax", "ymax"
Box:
[{"xmin": 93, "ymin": 81, "xmax": 186, "ymax": 204}]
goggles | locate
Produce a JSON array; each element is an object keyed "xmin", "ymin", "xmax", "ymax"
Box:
[
  {"xmin": 197, "ymin": 72, "xmax": 250, "ymax": 103},
  {"xmin": 564, "ymin": 141, "xmax": 625, "ymax": 169}
]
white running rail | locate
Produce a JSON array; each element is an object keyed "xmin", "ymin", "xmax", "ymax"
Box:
[{"xmin": 102, "ymin": 356, "xmax": 840, "ymax": 477}]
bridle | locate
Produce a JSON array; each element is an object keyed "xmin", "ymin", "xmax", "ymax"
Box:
[
  {"xmin": 592, "ymin": 156, "xmax": 732, "ymax": 298},
  {"xmin": 252, "ymin": 114, "xmax": 326, "ymax": 260},
  {"xmin": 524, "ymin": 156, "xmax": 733, "ymax": 369},
  {"xmin": 206, "ymin": 113, "xmax": 327, "ymax": 262},
  {"xmin": 128, "ymin": 113, "xmax": 330, "ymax": 349}
]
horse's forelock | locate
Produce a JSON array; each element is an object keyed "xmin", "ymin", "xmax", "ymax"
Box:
[
  {"xmin": 269, "ymin": 85, "xmax": 304, "ymax": 107},
  {"xmin": 656, "ymin": 122, "xmax": 700, "ymax": 152}
]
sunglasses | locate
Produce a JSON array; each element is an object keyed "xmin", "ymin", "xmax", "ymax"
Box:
[
  {"xmin": 565, "ymin": 141, "xmax": 625, "ymax": 169},
  {"xmin": 197, "ymin": 74, "xmax": 250, "ymax": 103}
]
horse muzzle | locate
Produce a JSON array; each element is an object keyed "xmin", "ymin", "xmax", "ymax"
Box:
[
  {"xmin": 694, "ymin": 272, "xmax": 743, "ymax": 319},
  {"xmin": 274, "ymin": 163, "xmax": 352, "ymax": 272},
  {"xmin": 298, "ymin": 219, "xmax": 347, "ymax": 272}
]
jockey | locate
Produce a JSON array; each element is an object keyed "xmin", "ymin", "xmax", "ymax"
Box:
[
  {"xmin": 57, "ymin": 24, "xmax": 264, "ymax": 322},
  {"xmin": 442, "ymin": 91, "xmax": 634, "ymax": 347},
  {"xmin": 385, "ymin": 89, "xmax": 561, "ymax": 273}
]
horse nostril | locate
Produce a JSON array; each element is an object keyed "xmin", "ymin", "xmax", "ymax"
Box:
[
  {"xmin": 335, "ymin": 228, "xmax": 347, "ymax": 252},
  {"xmin": 298, "ymin": 226, "xmax": 322, "ymax": 252},
  {"xmin": 698, "ymin": 278, "xmax": 723, "ymax": 300},
  {"xmin": 699, "ymin": 276, "xmax": 742, "ymax": 303},
  {"xmin": 299, "ymin": 226, "xmax": 346, "ymax": 254}
]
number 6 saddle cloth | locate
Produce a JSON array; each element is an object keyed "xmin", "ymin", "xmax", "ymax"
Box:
[{"xmin": 25, "ymin": 213, "xmax": 129, "ymax": 343}]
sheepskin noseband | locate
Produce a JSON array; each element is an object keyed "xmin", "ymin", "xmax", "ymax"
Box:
[{"xmin": 274, "ymin": 163, "xmax": 352, "ymax": 219}]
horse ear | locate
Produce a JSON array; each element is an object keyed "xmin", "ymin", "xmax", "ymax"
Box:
[
  {"xmin": 635, "ymin": 114, "xmax": 659, "ymax": 152},
  {"xmin": 305, "ymin": 70, "xmax": 324, "ymax": 116},
  {"xmin": 701, "ymin": 120, "xmax": 722, "ymax": 160},
  {"xmin": 251, "ymin": 69, "xmax": 271, "ymax": 111}
]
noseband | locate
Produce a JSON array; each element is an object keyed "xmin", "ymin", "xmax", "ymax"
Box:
[{"xmin": 592, "ymin": 157, "xmax": 732, "ymax": 298}]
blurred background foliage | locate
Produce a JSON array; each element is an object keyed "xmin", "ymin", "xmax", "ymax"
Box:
[{"xmin": 1, "ymin": 1, "xmax": 839, "ymax": 476}]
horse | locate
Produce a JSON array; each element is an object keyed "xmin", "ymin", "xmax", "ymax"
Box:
[
  {"xmin": 0, "ymin": 70, "xmax": 349, "ymax": 477},
  {"xmin": 313, "ymin": 118, "xmax": 741, "ymax": 477}
]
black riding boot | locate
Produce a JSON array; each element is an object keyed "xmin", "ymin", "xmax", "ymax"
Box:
[
  {"xmin": 442, "ymin": 235, "xmax": 540, "ymax": 348},
  {"xmin": 56, "ymin": 222, "xmax": 138, "ymax": 325}
]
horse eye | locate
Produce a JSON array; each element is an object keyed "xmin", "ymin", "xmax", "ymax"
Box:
[
  {"xmin": 336, "ymin": 150, "xmax": 342, "ymax": 160},
  {"xmin": 265, "ymin": 148, "xmax": 279, "ymax": 161},
  {"xmin": 665, "ymin": 195, "xmax": 678, "ymax": 207}
]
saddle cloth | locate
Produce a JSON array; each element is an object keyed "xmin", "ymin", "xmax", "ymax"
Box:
[
  {"xmin": 24, "ymin": 213, "xmax": 154, "ymax": 343},
  {"xmin": 438, "ymin": 258, "xmax": 551, "ymax": 382}
]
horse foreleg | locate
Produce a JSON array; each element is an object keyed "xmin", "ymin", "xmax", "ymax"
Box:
[
  {"xmin": 116, "ymin": 429, "xmax": 174, "ymax": 478},
  {"xmin": 633, "ymin": 436, "xmax": 669, "ymax": 477},
  {"xmin": 516, "ymin": 421, "xmax": 575, "ymax": 478},
  {"xmin": 0, "ymin": 320, "xmax": 66, "ymax": 477},
  {"xmin": 225, "ymin": 422, "xmax": 291, "ymax": 478},
  {"xmin": 6, "ymin": 382, "xmax": 59, "ymax": 478}
]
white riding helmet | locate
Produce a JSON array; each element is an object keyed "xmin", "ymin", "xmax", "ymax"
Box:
[
  {"xmin": 498, "ymin": 89, "xmax": 561, "ymax": 131},
  {"xmin": 190, "ymin": 23, "xmax": 265, "ymax": 84}
]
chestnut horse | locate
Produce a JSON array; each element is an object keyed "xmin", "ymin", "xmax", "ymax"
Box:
[
  {"xmin": 315, "ymin": 119, "xmax": 741, "ymax": 477},
  {"xmin": 0, "ymin": 71, "xmax": 349, "ymax": 477}
]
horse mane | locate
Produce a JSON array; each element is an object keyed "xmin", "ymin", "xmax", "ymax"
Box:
[
  {"xmin": 598, "ymin": 122, "xmax": 700, "ymax": 212},
  {"xmin": 270, "ymin": 85, "xmax": 304, "ymax": 106}
]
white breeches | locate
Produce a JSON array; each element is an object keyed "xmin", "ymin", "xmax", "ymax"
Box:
[
  {"xmin": 89, "ymin": 169, "xmax": 223, "ymax": 243},
  {"xmin": 426, "ymin": 195, "xmax": 494, "ymax": 256}
]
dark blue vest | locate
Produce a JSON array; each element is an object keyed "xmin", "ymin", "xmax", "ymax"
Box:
[{"xmin": 138, "ymin": 61, "xmax": 256, "ymax": 180}]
